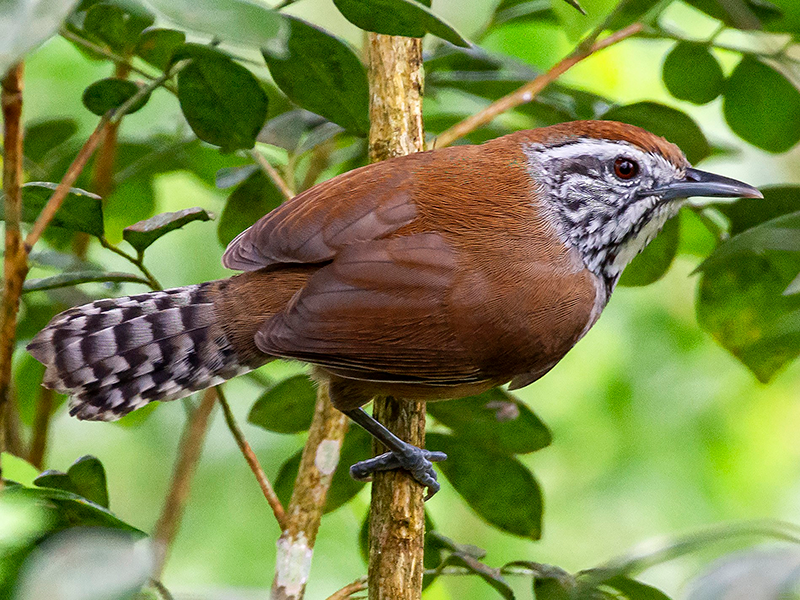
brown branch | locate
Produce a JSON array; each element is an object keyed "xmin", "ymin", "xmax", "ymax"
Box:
[
  {"xmin": 325, "ymin": 577, "xmax": 367, "ymax": 600},
  {"xmin": 23, "ymin": 117, "xmax": 108, "ymax": 251},
  {"xmin": 271, "ymin": 380, "xmax": 349, "ymax": 600},
  {"xmin": 299, "ymin": 140, "xmax": 333, "ymax": 192},
  {"xmin": 433, "ymin": 23, "xmax": 643, "ymax": 149},
  {"xmin": 216, "ymin": 386, "xmax": 287, "ymax": 530},
  {"xmin": 152, "ymin": 387, "xmax": 218, "ymax": 578},
  {"xmin": 250, "ymin": 148, "xmax": 295, "ymax": 201},
  {"xmin": 28, "ymin": 386, "xmax": 54, "ymax": 469},
  {"xmin": 0, "ymin": 63, "xmax": 26, "ymax": 486},
  {"xmin": 5, "ymin": 389, "xmax": 25, "ymax": 459},
  {"xmin": 366, "ymin": 34, "xmax": 427, "ymax": 600}
]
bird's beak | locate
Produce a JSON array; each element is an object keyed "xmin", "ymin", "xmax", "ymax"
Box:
[{"xmin": 646, "ymin": 168, "xmax": 763, "ymax": 201}]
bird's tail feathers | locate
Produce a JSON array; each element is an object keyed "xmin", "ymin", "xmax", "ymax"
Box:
[{"xmin": 27, "ymin": 283, "xmax": 248, "ymax": 421}]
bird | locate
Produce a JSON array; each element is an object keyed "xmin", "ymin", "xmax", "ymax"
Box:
[{"xmin": 27, "ymin": 120, "xmax": 762, "ymax": 498}]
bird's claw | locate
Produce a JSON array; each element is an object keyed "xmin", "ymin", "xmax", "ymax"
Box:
[{"xmin": 350, "ymin": 446, "xmax": 447, "ymax": 500}]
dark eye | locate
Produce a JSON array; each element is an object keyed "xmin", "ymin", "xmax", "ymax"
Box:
[{"xmin": 613, "ymin": 157, "xmax": 639, "ymax": 180}]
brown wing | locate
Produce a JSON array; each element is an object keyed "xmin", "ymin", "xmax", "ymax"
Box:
[
  {"xmin": 254, "ymin": 233, "xmax": 484, "ymax": 384},
  {"xmin": 222, "ymin": 159, "xmax": 419, "ymax": 271}
]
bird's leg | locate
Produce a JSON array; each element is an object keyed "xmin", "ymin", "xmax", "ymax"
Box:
[{"xmin": 343, "ymin": 407, "xmax": 447, "ymax": 500}]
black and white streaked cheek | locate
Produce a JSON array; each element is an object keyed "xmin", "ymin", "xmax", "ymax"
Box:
[{"xmin": 523, "ymin": 138, "xmax": 684, "ymax": 280}]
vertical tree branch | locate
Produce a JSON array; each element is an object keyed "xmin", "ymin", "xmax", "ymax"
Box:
[
  {"xmin": 0, "ymin": 63, "xmax": 26, "ymax": 486},
  {"xmin": 365, "ymin": 34, "xmax": 426, "ymax": 600},
  {"xmin": 28, "ymin": 387, "xmax": 54, "ymax": 469},
  {"xmin": 271, "ymin": 380, "xmax": 349, "ymax": 600},
  {"xmin": 152, "ymin": 387, "xmax": 218, "ymax": 579}
]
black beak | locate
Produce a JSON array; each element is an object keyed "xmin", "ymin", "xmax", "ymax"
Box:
[{"xmin": 646, "ymin": 167, "xmax": 763, "ymax": 201}]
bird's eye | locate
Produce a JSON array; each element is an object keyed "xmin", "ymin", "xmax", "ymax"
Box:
[{"xmin": 613, "ymin": 157, "xmax": 639, "ymax": 180}]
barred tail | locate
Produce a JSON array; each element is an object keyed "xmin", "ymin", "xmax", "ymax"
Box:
[{"xmin": 27, "ymin": 283, "xmax": 249, "ymax": 421}]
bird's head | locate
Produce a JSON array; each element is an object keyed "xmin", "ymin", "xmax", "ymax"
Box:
[{"xmin": 520, "ymin": 120, "xmax": 762, "ymax": 286}]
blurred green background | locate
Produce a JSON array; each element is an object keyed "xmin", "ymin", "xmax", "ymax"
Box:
[{"xmin": 12, "ymin": 0, "xmax": 800, "ymax": 598}]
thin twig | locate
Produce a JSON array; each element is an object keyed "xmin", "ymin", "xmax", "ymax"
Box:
[
  {"xmin": 216, "ymin": 386, "xmax": 287, "ymax": 530},
  {"xmin": 59, "ymin": 28, "xmax": 168, "ymax": 86},
  {"xmin": 0, "ymin": 63, "xmax": 26, "ymax": 484},
  {"xmin": 433, "ymin": 23, "xmax": 643, "ymax": 149},
  {"xmin": 98, "ymin": 237, "xmax": 163, "ymax": 290},
  {"xmin": 643, "ymin": 25, "xmax": 800, "ymax": 63},
  {"xmin": 299, "ymin": 140, "xmax": 333, "ymax": 192},
  {"xmin": 23, "ymin": 118, "xmax": 108, "ymax": 251},
  {"xmin": 28, "ymin": 387, "xmax": 54, "ymax": 469},
  {"xmin": 325, "ymin": 577, "xmax": 368, "ymax": 600},
  {"xmin": 365, "ymin": 33, "xmax": 427, "ymax": 600},
  {"xmin": 149, "ymin": 579, "xmax": 176, "ymax": 600},
  {"xmin": 271, "ymin": 380, "xmax": 349, "ymax": 600},
  {"xmin": 152, "ymin": 387, "xmax": 218, "ymax": 578},
  {"xmin": 250, "ymin": 148, "xmax": 295, "ymax": 201}
]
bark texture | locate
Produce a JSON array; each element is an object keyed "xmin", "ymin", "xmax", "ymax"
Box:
[
  {"xmin": 0, "ymin": 64, "xmax": 26, "ymax": 482},
  {"xmin": 366, "ymin": 34, "xmax": 426, "ymax": 600},
  {"xmin": 271, "ymin": 381, "xmax": 349, "ymax": 600}
]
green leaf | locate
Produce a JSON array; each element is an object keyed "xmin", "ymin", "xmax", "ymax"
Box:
[
  {"xmin": 274, "ymin": 452, "xmax": 300, "ymax": 509},
  {"xmin": 534, "ymin": 575, "xmax": 573, "ymax": 600},
  {"xmin": 23, "ymin": 271, "xmax": 151, "ymax": 292},
  {"xmin": 602, "ymin": 575, "xmax": 672, "ymax": 600},
  {"xmin": 66, "ymin": 456, "xmax": 110, "ymax": 508},
  {"xmin": 5, "ymin": 485, "xmax": 143, "ymax": 533},
  {"xmin": 0, "ymin": 182, "xmax": 103, "ymax": 237},
  {"xmin": 135, "ymin": 27, "xmax": 185, "ymax": 70},
  {"xmin": 24, "ymin": 119, "xmax": 78, "ymax": 164},
  {"xmin": 503, "ymin": 562, "xmax": 575, "ymax": 600},
  {"xmin": 176, "ymin": 44, "xmax": 269, "ymax": 152},
  {"xmin": 33, "ymin": 471, "xmax": 77, "ymax": 495},
  {"xmin": 263, "ymin": 18, "xmax": 369, "ymax": 136},
  {"xmin": 697, "ymin": 213, "xmax": 800, "ymax": 382},
  {"xmin": 257, "ymin": 109, "xmax": 329, "ymax": 153},
  {"xmin": 218, "ymin": 170, "xmax": 284, "ymax": 246},
  {"xmin": 123, "ymin": 207, "xmax": 213, "ymax": 254},
  {"xmin": 332, "ymin": 0, "xmax": 469, "ymax": 47},
  {"xmin": 489, "ymin": 0, "xmax": 557, "ymax": 27},
  {"xmin": 618, "ymin": 214, "xmax": 680, "ymax": 287},
  {"xmin": 601, "ymin": 102, "xmax": 710, "ymax": 164},
  {"xmin": 1, "ymin": 453, "xmax": 40, "ymax": 487},
  {"xmin": 0, "ymin": 0, "xmax": 80, "ymax": 74},
  {"xmin": 82, "ymin": 78, "xmax": 150, "ymax": 116},
  {"xmin": 717, "ymin": 186, "xmax": 800, "ymax": 235},
  {"xmin": 785, "ymin": 272, "xmax": 800, "ymax": 295},
  {"xmin": 273, "ymin": 426, "xmax": 370, "ymax": 513},
  {"xmin": 13, "ymin": 527, "xmax": 152, "ymax": 600},
  {"xmin": 684, "ymin": 0, "xmax": 781, "ymax": 29},
  {"xmin": 427, "ymin": 388, "xmax": 551, "ymax": 455},
  {"xmin": 80, "ymin": 1, "xmax": 154, "ymax": 54},
  {"xmin": 14, "ymin": 353, "xmax": 67, "ymax": 426},
  {"xmin": 662, "ymin": 42, "xmax": 725, "ymax": 105},
  {"xmin": 697, "ymin": 212, "xmax": 800, "ymax": 272},
  {"xmin": 606, "ymin": 0, "xmax": 663, "ymax": 30},
  {"xmin": 143, "ymin": 0, "xmax": 288, "ymax": 57},
  {"xmin": 34, "ymin": 455, "xmax": 110, "ymax": 509},
  {"xmin": 248, "ymin": 374, "xmax": 317, "ymax": 434},
  {"xmin": 723, "ymin": 56, "xmax": 800, "ymax": 153},
  {"xmin": 216, "ymin": 164, "xmax": 258, "ymax": 189},
  {"xmin": 686, "ymin": 548, "xmax": 800, "ymax": 600},
  {"xmin": 427, "ymin": 433, "xmax": 543, "ymax": 539}
]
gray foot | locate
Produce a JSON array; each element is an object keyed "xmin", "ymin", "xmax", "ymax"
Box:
[{"xmin": 350, "ymin": 445, "xmax": 447, "ymax": 500}]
